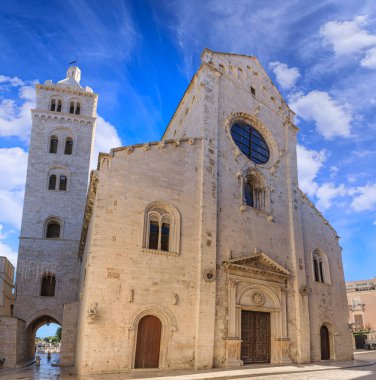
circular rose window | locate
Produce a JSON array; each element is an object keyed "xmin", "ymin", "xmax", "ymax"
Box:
[{"xmin": 230, "ymin": 122, "xmax": 269, "ymax": 164}]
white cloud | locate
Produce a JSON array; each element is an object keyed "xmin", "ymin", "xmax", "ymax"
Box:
[
  {"xmin": 320, "ymin": 16, "xmax": 376, "ymax": 56},
  {"xmin": 90, "ymin": 115, "xmax": 122, "ymax": 169},
  {"xmin": 0, "ymin": 148, "xmax": 28, "ymax": 229},
  {"xmin": 360, "ymin": 46, "xmax": 376, "ymax": 68},
  {"xmin": 269, "ymin": 61, "xmax": 300, "ymax": 90},
  {"xmin": 350, "ymin": 184, "xmax": 376, "ymax": 211},
  {"xmin": 0, "ymin": 84, "xmax": 35, "ymax": 140},
  {"xmin": 289, "ymin": 90, "xmax": 352, "ymax": 139},
  {"xmin": 0, "ymin": 240, "xmax": 17, "ymax": 268},
  {"xmin": 316, "ymin": 183, "xmax": 347, "ymax": 210},
  {"xmin": 296, "ymin": 144, "xmax": 327, "ymax": 197},
  {"xmin": 0, "ymin": 75, "xmax": 24, "ymax": 87}
]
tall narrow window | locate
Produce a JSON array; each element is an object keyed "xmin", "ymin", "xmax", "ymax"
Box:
[
  {"xmin": 243, "ymin": 173, "xmax": 266, "ymax": 210},
  {"xmin": 319, "ymin": 261, "xmax": 324, "ymax": 283},
  {"xmin": 75, "ymin": 102, "xmax": 81, "ymax": 115},
  {"xmin": 41, "ymin": 274, "xmax": 56, "ymax": 297},
  {"xmin": 69, "ymin": 101, "xmax": 75, "ymax": 114},
  {"xmin": 49, "ymin": 136, "xmax": 58, "ymax": 153},
  {"xmin": 46, "ymin": 221, "xmax": 60, "ymax": 238},
  {"xmin": 50, "ymin": 99, "xmax": 56, "ymax": 111},
  {"xmin": 143, "ymin": 202, "xmax": 180, "ymax": 254},
  {"xmin": 59, "ymin": 175, "xmax": 67, "ymax": 191},
  {"xmin": 244, "ymin": 181, "xmax": 254, "ymax": 207},
  {"xmin": 64, "ymin": 138, "xmax": 73, "ymax": 155},
  {"xmin": 57, "ymin": 100, "xmax": 62, "ymax": 112},
  {"xmin": 312, "ymin": 249, "xmax": 331, "ymax": 284},
  {"xmin": 313, "ymin": 257, "xmax": 320, "ymax": 282},
  {"xmin": 161, "ymin": 222, "xmax": 170, "ymax": 251},
  {"xmin": 48, "ymin": 175, "xmax": 57, "ymax": 190},
  {"xmin": 148, "ymin": 221, "xmax": 159, "ymax": 250}
]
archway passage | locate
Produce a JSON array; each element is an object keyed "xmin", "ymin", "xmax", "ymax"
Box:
[
  {"xmin": 135, "ymin": 315, "xmax": 162, "ymax": 368},
  {"xmin": 25, "ymin": 315, "xmax": 61, "ymax": 362},
  {"xmin": 320, "ymin": 325, "xmax": 330, "ymax": 360}
]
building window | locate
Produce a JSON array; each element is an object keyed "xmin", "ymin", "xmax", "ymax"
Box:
[
  {"xmin": 41, "ymin": 274, "xmax": 56, "ymax": 297},
  {"xmin": 46, "ymin": 220, "xmax": 61, "ymax": 238},
  {"xmin": 354, "ymin": 314, "xmax": 364, "ymax": 329},
  {"xmin": 50, "ymin": 99, "xmax": 56, "ymax": 111},
  {"xmin": 230, "ymin": 122, "xmax": 269, "ymax": 164},
  {"xmin": 50, "ymin": 98, "xmax": 62, "ymax": 112},
  {"xmin": 69, "ymin": 100, "xmax": 81, "ymax": 115},
  {"xmin": 48, "ymin": 175, "xmax": 57, "ymax": 190},
  {"xmin": 64, "ymin": 138, "xmax": 73, "ymax": 155},
  {"xmin": 69, "ymin": 101, "xmax": 75, "ymax": 114},
  {"xmin": 312, "ymin": 249, "xmax": 331, "ymax": 284},
  {"xmin": 59, "ymin": 175, "xmax": 67, "ymax": 191},
  {"xmin": 148, "ymin": 219, "xmax": 159, "ymax": 250},
  {"xmin": 75, "ymin": 102, "xmax": 81, "ymax": 115},
  {"xmin": 49, "ymin": 136, "xmax": 58, "ymax": 153},
  {"xmin": 143, "ymin": 202, "xmax": 180, "ymax": 254},
  {"xmin": 250, "ymin": 86, "xmax": 256, "ymax": 95},
  {"xmin": 242, "ymin": 171, "xmax": 268, "ymax": 212}
]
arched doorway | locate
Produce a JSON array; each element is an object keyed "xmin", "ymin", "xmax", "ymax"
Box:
[
  {"xmin": 320, "ymin": 325, "xmax": 330, "ymax": 360},
  {"xmin": 135, "ymin": 315, "xmax": 162, "ymax": 368},
  {"xmin": 25, "ymin": 314, "xmax": 61, "ymax": 362}
]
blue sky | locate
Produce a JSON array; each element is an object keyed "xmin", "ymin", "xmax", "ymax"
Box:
[{"xmin": 0, "ymin": 0, "xmax": 375, "ymax": 331}]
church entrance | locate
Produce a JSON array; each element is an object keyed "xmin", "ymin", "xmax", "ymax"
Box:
[
  {"xmin": 241, "ymin": 310, "xmax": 270, "ymax": 363},
  {"xmin": 320, "ymin": 325, "xmax": 330, "ymax": 360},
  {"xmin": 135, "ymin": 315, "xmax": 162, "ymax": 368}
]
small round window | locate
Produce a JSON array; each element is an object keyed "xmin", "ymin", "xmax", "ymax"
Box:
[{"xmin": 230, "ymin": 122, "xmax": 270, "ymax": 164}]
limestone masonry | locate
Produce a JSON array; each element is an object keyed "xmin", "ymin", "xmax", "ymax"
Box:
[{"xmin": 0, "ymin": 49, "xmax": 353, "ymax": 374}]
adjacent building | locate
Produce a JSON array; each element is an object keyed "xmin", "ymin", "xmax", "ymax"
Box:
[{"xmin": 346, "ymin": 278, "xmax": 376, "ymax": 348}]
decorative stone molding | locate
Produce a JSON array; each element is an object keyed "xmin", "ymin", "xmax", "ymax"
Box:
[
  {"xmin": 299, "ymin": 285, "xmax": 309, "ymax": 296},
  {"xmin": 172, "ymin": 293, "xmax": 178, "ymax": 305},
  {"xmin": 203, "ymin": 269, "xmax": 216, "ymax": 282},
  {"xmin": 87, "ymin": 302, "xmax": 99, "ymax": 324},
  {"xmin": 129, "ymin": 304, "xmax": 177, "ymax": 333},
  {"xmin": 250, "ymin": 291, "xmax": 266, "ymax": 306},
  {"xmin": 98, "ymin": 153, "xmax": 112, "ymax": 171}
]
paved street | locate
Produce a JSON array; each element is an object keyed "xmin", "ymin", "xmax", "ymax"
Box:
[{"xmin": 0, "ymin": 351, "xmax": 375, "ymax": 380}]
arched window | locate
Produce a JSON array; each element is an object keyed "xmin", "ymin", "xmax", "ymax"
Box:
[
  {"xmin": 243, "ymin": 172, "xmax": 267, "ymax": 211},
  {"xmin": 49, "ymin": 136, "xmax": 58, "ymax": 153},
  {"xmin": 312, "ymin": 249, "xmax": 331, "ymax": 284},
  {"xmin": 75, "ymin": 102, "xmax": 81, "ymax": 115},
  {"xmin": 48, "ymin": 175, "xmax": 56, "ymax": 190},
  {"xmin": 59, "ymin": 175, "xmax": 67, "ymax": 191},
  {"xmin": 64, "ymin": 137, "xmax": 73, "ymax": 155},
  {"xmin": 41, "ymin": 274, "xmax": 56, "ymax": 297},
  {"xmin": 46, "ymin": 220, "xmax": 61, "ymax": 238},
  {"xmin": 69, "ymin": 101, "xmax": 75, "ymax": 114},
  {"xmin": 56, "ymin": 99, "xmax": 62, "ymax": 112},
  {"xmin": 143, "ymin": 202, "xmax": 180, "ymax": 254},
  {"xmin": 50, "ymin": 98, "xmax": 56, "ymax": 112}
]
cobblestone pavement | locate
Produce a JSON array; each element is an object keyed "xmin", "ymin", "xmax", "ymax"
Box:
[{"xmin": 0, "ymin": 351, "xmax": 375, "ymax": 380}]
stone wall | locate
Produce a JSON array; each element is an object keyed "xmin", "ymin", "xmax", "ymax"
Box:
[
  {"xmin": 60, "ymin": 301, "xmax": 79, "ymax": 366},
  {"xmin": 0, "ymin": 317, "xmax": 25, "ymax": 368}
]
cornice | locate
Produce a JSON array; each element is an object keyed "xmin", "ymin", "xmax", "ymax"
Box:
[
  {"xmin": 31, "ymin": 109, "xmax": 96, "ymax": 125},
  {"xmin": 36, "ymin": 83, "xmax": 98, "ymax": 98}
]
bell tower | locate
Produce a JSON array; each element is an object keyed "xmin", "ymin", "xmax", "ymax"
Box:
[{"xmin": 13, "ymin": 66, "xmax": 97, "ymax": 359}]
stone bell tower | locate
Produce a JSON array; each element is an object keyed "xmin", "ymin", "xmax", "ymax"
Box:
[{"xmin": 12, "ymin": 66, "xmax": 97, "ymax": 362}]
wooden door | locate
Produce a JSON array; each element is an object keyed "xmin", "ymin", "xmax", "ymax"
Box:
[
  {"xmin": 241, "ymin": 311, "xmax": 270, "ymax": 363},
  {"xmin": 135, "ymin": 315, "xmax": 162, "ymax": 368},
  {"xmin": 320, "ymin": 325, "xmax": 330, "ymax": 360}
]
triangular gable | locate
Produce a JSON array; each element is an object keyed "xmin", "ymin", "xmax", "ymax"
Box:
[{"xmin": 223, "ymin": 252, "xmax": 290, "ymax": 279}]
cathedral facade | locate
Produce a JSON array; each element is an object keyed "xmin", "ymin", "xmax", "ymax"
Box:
[{"xmin": 0, "ymin": 49, "xmax": 353, "ymax": 374}]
